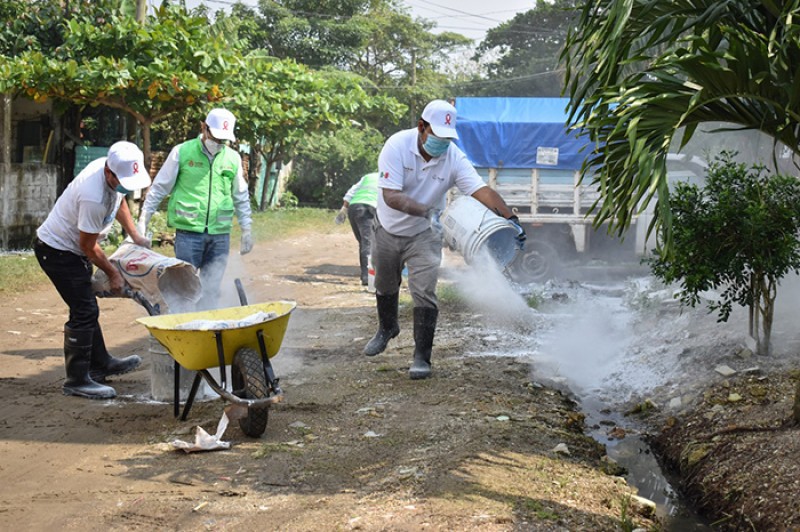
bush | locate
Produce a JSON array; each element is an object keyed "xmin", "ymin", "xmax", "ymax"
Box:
[{"xmin": 288, "ymin": 126, "xmax": 385, "ymax": 208}]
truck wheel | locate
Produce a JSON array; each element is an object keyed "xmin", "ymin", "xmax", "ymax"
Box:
[
  {"xmin": 508, "ymin": 241, "xmax": 558, "ymax": 283},
  {"xmin": 231, "ymin": 347, "xmax": 270, "ymax": 438}
]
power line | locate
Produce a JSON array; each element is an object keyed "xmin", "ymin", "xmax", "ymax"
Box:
[{"xmin": 366, "ymin": 69, "xmax": 565, "ymax": 90}]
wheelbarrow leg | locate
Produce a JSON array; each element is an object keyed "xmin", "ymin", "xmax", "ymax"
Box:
[
  {"xmin": 256, "ymin": 329, "xmax": 282, "ymax": 395},
  {"xmin": 173, "ymin": 360, "xmax": 181, "ymax": 418},
  {"xmin": 179, "ymin": 372, "xmax": 204, "ymax": 421}
]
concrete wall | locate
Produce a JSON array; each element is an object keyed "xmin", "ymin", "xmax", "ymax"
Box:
[{"xmin": 0, "ymin": 163, "xmax": 57, "ymax": 250}]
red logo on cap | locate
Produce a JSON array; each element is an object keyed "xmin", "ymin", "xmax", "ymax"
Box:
[
  {"xmin": 133, "ymin": 162, "xmax": 139, "ymax": 174},
  {"xmin": 444, "ymin": 113, "xmax": 452, "ymax": 126},
  {"xmin": 223, "ymin": 120, "xmax": 229, "ymax": 131}
]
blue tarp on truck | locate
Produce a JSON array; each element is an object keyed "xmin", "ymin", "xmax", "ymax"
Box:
[{"xmin": 453, "ymin": 97, "xmax": 590, "ymax": 170}]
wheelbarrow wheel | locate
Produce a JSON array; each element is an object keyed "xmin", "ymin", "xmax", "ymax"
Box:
[{"xmin": 231, "ymin": 347, "xmax": 270, "ymax": 438}]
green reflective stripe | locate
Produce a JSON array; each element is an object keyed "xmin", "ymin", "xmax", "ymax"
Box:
[{"xmin": 174, "ymin": 208, "xmax": 198, "ymax": 218}]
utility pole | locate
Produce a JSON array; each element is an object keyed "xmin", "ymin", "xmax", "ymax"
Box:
[
  {"xmin": 136, "ymin": 0, "xmax": 146, "ymax": 23},
  {"xmin": 410, "ymin": 49, "xmax": 417, "ymax": 126}
]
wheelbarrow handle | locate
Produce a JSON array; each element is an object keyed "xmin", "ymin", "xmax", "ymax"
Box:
[{"xmin": 198, "ymin": 369, "xmax": 284, "ymax": 407}]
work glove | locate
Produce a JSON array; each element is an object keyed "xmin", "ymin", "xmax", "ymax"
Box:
[
  {"xmin": 508, "ymin": 215, "xmax": 526, "ymax": 250},
  {"xmin": 240, "ymin": 228, "xmax": 253, "ymax": 255},
  {"xmin": 427, "ymin": 208, "xmax": 443, "ymax": 238},
  {"xmin": 136, "ymin": 209, "xmax": 152, "ymax": 240},
  {"xmin": 334, "ymin": 206, "xmax": 347, "ymax": 225}
]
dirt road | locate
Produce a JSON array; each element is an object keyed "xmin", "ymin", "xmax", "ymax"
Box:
[{"xmin": 0, "ymin": 228, "xmax": 662, "ymax": 531}]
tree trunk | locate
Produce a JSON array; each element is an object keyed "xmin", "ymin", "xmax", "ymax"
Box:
[
  {"xmin": 750, "ymin": 272, "xmax": 766, "ymax": 354},
  {"xmin": 259, "ymin": 146, "xmax": 281, "ymax": 211},
  {"xmin": 758, "ymin": 279, "xmax": 774, "ymax": 357}
]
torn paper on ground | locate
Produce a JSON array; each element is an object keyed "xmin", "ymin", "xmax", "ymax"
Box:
[{"xmin": 171, "ymin": 411, "xmax": 231, "ymax": 453}]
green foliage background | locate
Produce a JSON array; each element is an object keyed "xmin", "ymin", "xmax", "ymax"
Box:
[{"xmin": 288, "ymin": 126, "xmax": 385, "ymax": 208}]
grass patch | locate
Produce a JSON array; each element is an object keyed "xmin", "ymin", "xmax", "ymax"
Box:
[
  {"xmin": 252, "ymin": 442, "xmax": 305, "ymax": 458},
  {"xmin": 517, "ymin": 498, "xmax": 559, "ymax": 520},
  {"xmin": 437, "ymin": 281, "xmax": 466, "ymax": 306},
  {"xmin": 0, "ymin": 253, "xmax": 47, "ymax": 294},
  {"xmin": 525, "ymin": 292, "xmax": 544, "ymax": 309}
]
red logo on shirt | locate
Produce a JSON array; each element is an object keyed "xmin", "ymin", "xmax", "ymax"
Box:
[
  {"xmin": 444, "ymin": 113, "xmax": 452, "ymax": 126},
  {"xmin": 382, "ymin": 171, "xmax": 390, "ymax": 179}
]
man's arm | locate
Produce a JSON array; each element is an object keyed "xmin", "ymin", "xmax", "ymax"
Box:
[
  {"xmin": 116, "ymin": 199, "xmax": 150, "ymax": 248},
  {"xmin": 232, "ymin": 159, "xmax": 252, "ymax": 230},
  {"xmin": 78, "ymin": 231, "xmax": 124, "ymax": 294},
  {"xmin": 382, "ymin": 189, "xmax": 430, "ymax": 217},
  {"xmin": 138, "ymin": 145, "xmax": 180, "ymax": 234},
  {"xmin": 472, "ymin": 186, "xmax": 514, "ymax": 219}
]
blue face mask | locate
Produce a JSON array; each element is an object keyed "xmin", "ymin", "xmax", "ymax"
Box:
[
  {"xmin": 422, "ymin": 134, "xmax": 451, "ymax": 157},
  {"xmin": 116, "ymin": 184, "xmax": 132, "ymax": 195}
]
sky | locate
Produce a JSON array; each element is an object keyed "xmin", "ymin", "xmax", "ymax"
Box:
[{"xmin": 181, "ymin": 0, "xmax": 535, "ymax": 42}]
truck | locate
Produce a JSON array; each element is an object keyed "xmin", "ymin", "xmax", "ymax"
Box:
[{"xmin": 452, "ymin": 97, "xmax": 706, "ymax": 282}]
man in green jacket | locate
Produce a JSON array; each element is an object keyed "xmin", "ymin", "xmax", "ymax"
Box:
[
  {"xmin": 137, "ymin": 108, "xmax": 253, "ymax": 310},
  {"xmin": 335, "ymin": 172, "xmax": 378, "ymax": 286}
]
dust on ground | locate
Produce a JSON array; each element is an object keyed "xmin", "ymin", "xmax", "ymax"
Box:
[{"xmin": 0, "ymin": 227, "xmax": 797, "ymax": 530}]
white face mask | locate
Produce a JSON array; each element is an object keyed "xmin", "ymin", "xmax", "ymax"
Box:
[{"xmin": 204, "ymin": 137, "xmax": 222, "ymax": 156}]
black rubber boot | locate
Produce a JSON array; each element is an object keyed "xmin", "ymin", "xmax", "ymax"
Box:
[
  {"xmin": 409, "ymin": 307, "xmax": 437, "ymax": 380},
  {"xmin": 89, "ymin": 325, "xmax": 142, "ymax": 382},
  {"xmin": 63, "ymin": 327, "xmax": 116, "ymax": 399},
  {"xmin": 364, "ymin": 293, "xmax": 400, "ymax": 356}
]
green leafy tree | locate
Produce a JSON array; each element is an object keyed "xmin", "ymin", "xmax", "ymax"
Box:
[
  {"xmin": 14, "ymin": 3, "xmax": 238, "ymax": 165},
  {"xmin": 289, "ymin": 126, "xmax": 384, "ymax": 207},
  {"xmin": 561, "ymin": 0, "xmax": 800, "ymax": 253},
  {"xmin": 230, "ymin": 0, "xmax": 370, "ymax": 69},
  {"xmin": 223, "ymin": 55, "xmax": 405, "ymax": 209},
  {"xmin": 469, "ymin": 0, "xmax": 579, "ymax": 97},
  {"xmin": 345, "ymin": 1, "xmax": 470, "ymax": 128},
  {"xmin": 226, "ymin": 0, "xmax": 467, "ymax": 132},
  {"xmin": 649, "ymin": 152, "xmax": 800, "ymax": 357}
]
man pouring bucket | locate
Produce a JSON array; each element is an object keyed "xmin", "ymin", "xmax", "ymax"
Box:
[{"xmin": 364, "ymin": 99, "xmax": 525, "ymax": 379}]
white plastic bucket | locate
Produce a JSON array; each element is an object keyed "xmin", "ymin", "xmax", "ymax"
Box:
[
  {"xmin": 441, "ymin": 195, "xmax": 521, "ymax": 268},
  {"xmin": 149, "ymin": 335, "xmax": 211, "ymax": 402}
]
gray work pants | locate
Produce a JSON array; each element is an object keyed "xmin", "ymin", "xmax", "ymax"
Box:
[{"xmin": 372, "ymin": 223, "xmax": 441, "ymax": 309}]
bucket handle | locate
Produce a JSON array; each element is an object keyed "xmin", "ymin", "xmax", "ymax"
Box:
[{"xmin": 475, "ymin": 207, "xmax": 493, "ymax": 233}]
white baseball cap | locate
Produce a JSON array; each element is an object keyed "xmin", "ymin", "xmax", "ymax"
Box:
[
  {"xmin": 421, "ymin": 100, "xmax": 458, "ymax": 139},
  {"xmin": 106, "ymin": 141, "xmax": 150, "ymax": 191},
  {"xmin": 206, "ymin": 108, "xmax": 236, "ymax": 141}
]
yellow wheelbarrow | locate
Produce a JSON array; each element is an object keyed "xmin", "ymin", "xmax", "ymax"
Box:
[{"xmin": 136, "ymin": 299, "xmax": 295, "ymax": 438}]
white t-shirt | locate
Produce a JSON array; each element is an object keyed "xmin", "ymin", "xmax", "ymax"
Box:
[
  {"xmin": 377, "ymin": 128, "xmax": 486, "ymax": 237},
  {"xmin": 37, "ymin": 158, "xmax": 124, "ymax": 256}
]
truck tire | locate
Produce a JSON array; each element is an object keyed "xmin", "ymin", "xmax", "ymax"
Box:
[
  {"xmin": 231, "ymin": 347, "xmax": 270, "ymax": 438},
  {"xmin": 508, "ymin": 241, "xmax": 558, "ymax": 283}
]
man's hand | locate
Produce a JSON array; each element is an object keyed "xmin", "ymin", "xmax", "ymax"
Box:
[
  {"xmin": 240, "ymin": 228, "xmax": 254, "ymax": 255},
  {"xmin": 334, "ymin": 206, "xmax": 347, "ymax": 225},
  {"xmin": 132, "ymin": 234, "xmax": 152, "ymax": 249},
  {"xmin": 136, "ymin": 209, "xmax": 152, "ymax": 239},
  {"xmin": 109, "ymin": 269, "xmax": 125, "ymax": 296},
  {"xmin": 508, "ymin": 215, "xmax": 526, "ymax": 250},
  {"xmin": 427, "ymin": 208, "xmax": 443, "ymax": 237}
]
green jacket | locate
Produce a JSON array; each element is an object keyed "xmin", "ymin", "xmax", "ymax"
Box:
[
  {"xmin": 168, "ymin": 138, "xmax": 241, "ymax": 234},
  {"xmin": 345, "ymin": 172, "xmax": 378, "ymax": 207}
]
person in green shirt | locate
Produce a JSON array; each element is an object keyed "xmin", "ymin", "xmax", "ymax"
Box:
[
  {"xmin": 335, "ymin": 172, "xmax": 378, "ymax": 286},
  {"xmin": 137, "ymin": 109, "xmax": 253, "ymax": 310}
]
